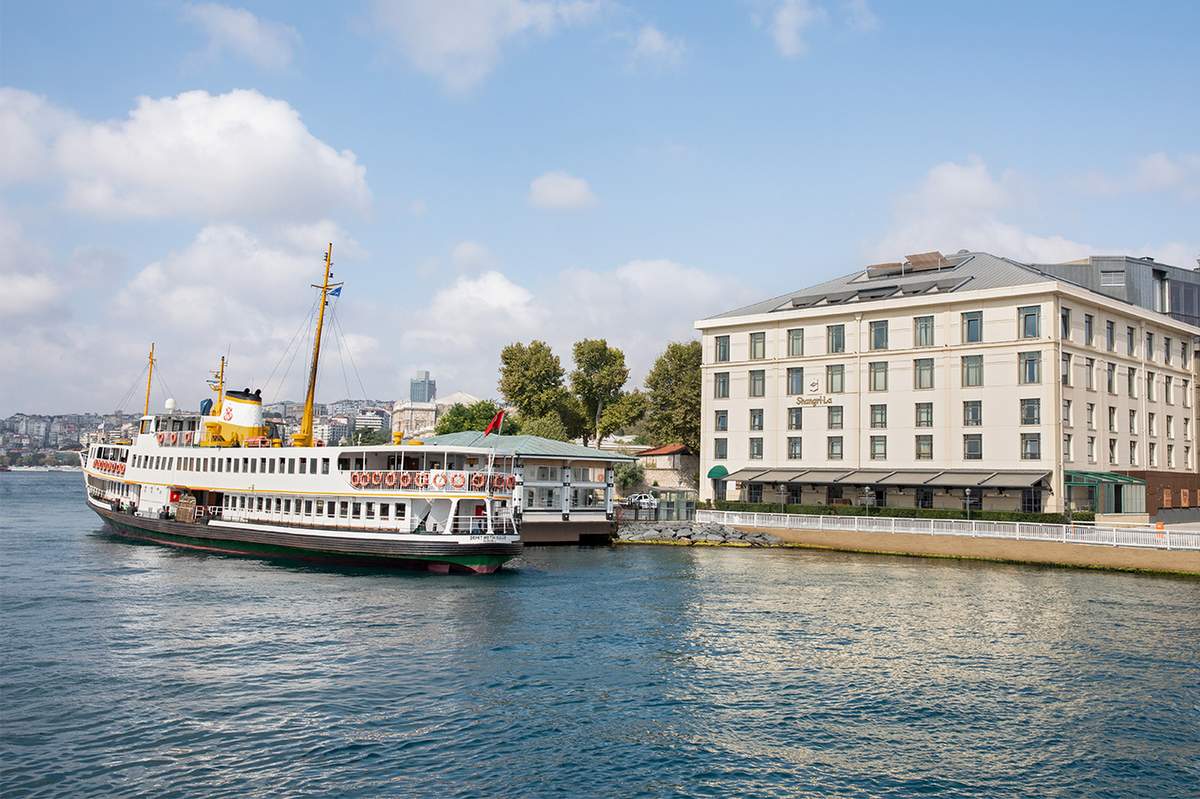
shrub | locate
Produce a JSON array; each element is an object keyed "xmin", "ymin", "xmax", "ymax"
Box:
[{"xmin": 710, "ymin": 501, "xmax": 1073, "ymax": 524}]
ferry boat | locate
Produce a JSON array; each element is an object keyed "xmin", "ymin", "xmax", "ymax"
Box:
[{"xmin": 80, "ymin": 244, "xmax": 522, "ymax": 574}]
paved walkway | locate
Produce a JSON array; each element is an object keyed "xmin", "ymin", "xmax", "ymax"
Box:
[{"xmin": 736, "ymin": 525, "xmax": 1200, "ymax": 577}]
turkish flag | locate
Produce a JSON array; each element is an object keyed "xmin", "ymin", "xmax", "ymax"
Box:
[{"xmin": 483, "ymin": 409, "xmax": 505, "ymax": 437}]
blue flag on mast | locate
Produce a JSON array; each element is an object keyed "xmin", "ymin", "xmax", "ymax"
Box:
[{"xmin": 328, "ymin": 286, "xmax": 342, "ymax": 297}]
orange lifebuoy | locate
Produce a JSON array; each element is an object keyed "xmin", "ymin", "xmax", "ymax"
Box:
[
  {"xmin": 370, "ymin": 471, "xmax": 383, "ymax": 486},
  {"xmin": 414, "ymin": 472, "xmax": 429, "ymax": 488},
  {"xmin": 506, "ymin": 474, "xmax": 516, "ymax": 490},
  {"xmin": 471, "ymin": 472, "xmax": 486, "ymax": 490},
  {"xmin": 431, "ymin": 471, "xmax": 447, "ymax": 489},
  {"xmin": 384, "ymin": 472, "xmax": 397, "ymax": 487},
  {"xmin": 398, "ymin": 471, "xmax": 413, "ymax": 488},
  {"xmin": 350, "ymin": 471, "xmax": 362, "ymax": 487},
  {"xmin": 184, "ymin": 432, "xmax": 193, "ymax": 445},
  {"xmin": 450, "ymin": 472, "xmax": 466, "ymax": 489},
  {"xmin": 157, "ymin": 432, "xmax": 165, "ymax": 445},
  {"xmin": 170, "ymin": 432, "xmax": 178, "ymax": 445}
]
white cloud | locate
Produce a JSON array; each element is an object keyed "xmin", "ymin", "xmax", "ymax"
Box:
[
  {"xmin": 630, "ymin": 25, "xmax": 685, "ymax": 67},
  {"xmin": 0, "ymin": 89, "xmax": 76, "ymax": 184},
  {"xmin": 370, "ymin": 0, "xmax": 603, "ymax": 91},
  {"xmin": 0, "ymin": 211, "xmax": 64, "ymax": 318},
  {"xmin": 842, "ymin": 0, "xmax": 879, "ymax": 32},
  {"xmin": 183, "ymin": 3, "xmax": 301, "ymax": 70},
  {"xmin": 450, "ymin": 240, "xmax": 496, "ymax": 271},
  {"xmin": 768, "ymin": 0, "xmax": 827, "ymax": 58},
  {"xmin": 1131, "ymin": 152, "xmax": 1200, "ymax": 196},
  {"xmin": 53, "ymin": 89, "xmax": 369, "ymax": 220},
  {"xmin": 529, "ymin": 170, "xmax": 596, "ymax": 209}
]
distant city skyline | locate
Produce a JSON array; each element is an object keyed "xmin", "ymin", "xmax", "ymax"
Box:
[{"xmin": 3, "ymin": 1, "xmax": 1198, "ymax": 416}]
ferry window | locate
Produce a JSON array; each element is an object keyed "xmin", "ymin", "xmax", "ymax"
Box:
[
  {"xmin": 395, "ymin": 503, "xmax": 406, "ymax": 518},
  {"xmin": 168, "ymin": 458, "xmax": 173, "ymax": 470},
  {"xmin": 284, "ymin": 499, "xmax": 292, "ymax": 513},
  {"xmin": 315, "ymin": 501, "xmax": 324, "ymax": 516},
  {"xmin": 366, "ymin": 502, "xmax": 375, "ymax": 518},
  {"xmin": 327, "ymin": 501, "xmax": 336, "ymax": 517},
  {"xmin": 217, "ymin": 459, "xmax": 223, "ymax": 473},
  {"xmin": 380, "ymin": 504, "xmax": 390, "ymax": 519},
  {"xmin": 274, "ymin": 498, "xmax": 282, "ymax": 512},
  {"xmin": 321, "ymin": 458, "xmax": 330, "ymax": 474},
  {"xmin": 310, "ymin": 458, "xmax": 318, "ymax": 474},
  {"xmin": 299, "ymin": 459, "xmax": 307, "ymax": 475},
  {"xmin": 256, "ymin": 497, "xmax": 264, "ymax": 511},
  {"xmin": 239, "ymin": 496, "xmax": 246, "ymax": 509},
  {"xmin": 233, "ymin": 459, "xmax": 240, "ymax": 473},
  {"xmin": 140, "ymin": 419, "xmax": 152, "ymax": 434},
  {"xmin": 269, "ymin": 459, "xmax": 276, "ymax": 474},
  {"xmin": 352, "ymin": 503, "xmax": 362, "ymax": 519},
  {"xmin": 287, "ymin": 458, "xmax": 294, "ymax": 474},
  {"xmin": 259, "ymin": 458, "xmax": 266, "ymax": 472},
  {"xmin": 250, "ymin": 459, "xmax": 257, "ymax": 474},
  {"xmin": 304, "ymin": 500, "xmax": 313, "ymax": 515},
  {"xmin": 340, "ymin": 501, "xmax": 350, "ymax": 518}
]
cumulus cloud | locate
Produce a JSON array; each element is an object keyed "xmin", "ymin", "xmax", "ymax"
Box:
[
  {"xmin": 52, "ymin": 89, "xmax": 369, "ymax": 220},
  {"xmin": 450, "ymin": 240, "xmax": 496, "ymax": 271},
  {"xmin": 529, "ymin": 170, "xmax": 596, "ymax": 209},
  {"xmin": 0, "ymin": 89, "xmax": 76, "ymax": 184},
  {"xmin": 842, "ymin": 0, "xmax": 879, "ymax": 32},
  {"xmin": 630, "ymin": 25, "xmax": 685, "ymax": 67},
  {"xmin": 768, "ymin": 0, "xmax": 827, "ymax": 58},
  {"xmin": 370, "ymin": 0, "xmax": 603, "ymax": 91},
  {"xmin": 183, "ymin": 3, "xmax": 301, "ymax": 70}
]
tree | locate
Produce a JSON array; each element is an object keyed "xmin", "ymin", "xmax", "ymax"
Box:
[
  {"xmin": 570, "ymin": 339, "xmax": 628, "ymax": 445},
  {"xmin": 350, "ymin": 428, "xmax": 391, "ymax": 445},
  {"xmin": 521, "ymin": 412, "xmax": 569, "ymax": 441},
  {"xmin": 644, "ymin": 341, "xmax": 702, "ymax": 454},
  {"xmin": 597, "ymin": 390, "xmax": 648, "ymax": 446},
  {"xmin": 614, "ymin": 461, "xmax": 645, "ymax": 493},
  {"xmin": 434, "ymin": 400, "xmax": 519, "ymax": 435},
  {"xmin": 499, "ymin": 341, "xmax": 566, "ymax": 418}
]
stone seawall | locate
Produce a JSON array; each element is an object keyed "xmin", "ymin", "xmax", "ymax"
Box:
[{"xmin": 616, "ymin": 521, "xmax": 782, "ymax": 547}]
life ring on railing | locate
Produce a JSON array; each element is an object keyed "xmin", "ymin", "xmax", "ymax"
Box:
[
  {"xmin": 450, "ymin": 472, "xmax": 466, "ymax": 489},
  {"xmin": 169, "ymin": 432, "xmax": 178, "ymax": 445},
  {"xmin": 471, "ymin": 472, "xmax": 486, "ymax": 490},
  {"xmin": 184, "ymin": 432, "xmax": 193, "ymax": 445},
  {"xmin": 431, "ymin": 471, "xmax": 448, "ymax": 489},
  {"xmin": 350, "ymin": 471, "xmax": 362, "ymax": 487},
  {"xmin": 398, "ymin": 471, "xmax": 412, "ymax": 488},
  {"xmin": 370, "ymin": 471, "xmax": 383, "ymax": 486},
  {"xmin": 384, "ymin": 472, "xmax": 397, "ymax": 488},
  {"xmin": 156, "ymin": 432, "xmax": 165, "ymax": 445},
  {"xmin": 505, "ymin": 474, "xmax": 516, "ymax": 490},
  {"xmin": 414, "ymin": 472, "xmax": 429, "ymax": 488},
  {"xmin": 315, "ymin": 439, "xmax": 325, "ymax": 447}
]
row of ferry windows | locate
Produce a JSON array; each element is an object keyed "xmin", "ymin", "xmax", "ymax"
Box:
[
  {"xmin": 716, "ymin": 311, "xmax": 1189, "ymax": 363},
  {"xmin": 223, "ymin": 494, "xmax": 406, "ymax": 520},
  {"xmin": 133, "ymin": 454, "xmax": 331, "ymax": 475}
]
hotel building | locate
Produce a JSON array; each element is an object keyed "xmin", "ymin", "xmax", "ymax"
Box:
[{"xmin": 695, "ymin": 251, "xmax": 1199, "ymax": 516}]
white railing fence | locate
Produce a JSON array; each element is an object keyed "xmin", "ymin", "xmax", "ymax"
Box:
[{"xmin": 694, "ymin": 510, "xmax": 1200, "ymax": 552}]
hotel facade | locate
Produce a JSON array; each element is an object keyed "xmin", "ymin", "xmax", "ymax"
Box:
[{"xmin": 695, "ymin": 252, "xmax": 1199, "ymax": 516}]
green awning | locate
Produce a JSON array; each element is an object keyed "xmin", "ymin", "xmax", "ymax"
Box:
[
  {"xmin": 707, "ymin": 464, "xmax": 729, "ymax": 480},
  {"xmin": 1065, "ymin": 470, "xmax": 1145, "ymax": 486}
]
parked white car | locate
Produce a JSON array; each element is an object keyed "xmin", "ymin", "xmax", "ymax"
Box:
[{"xmin": 624, "ymin": 493, "xmax": 659, "ymax": 510}]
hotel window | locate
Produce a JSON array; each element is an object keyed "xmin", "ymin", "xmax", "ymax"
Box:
[
  {"xmin": 914, "ymin": 358, "xmax": 934, "ymax": 390},
  {"xmin": 827, "ymin": 324, "xmax": 845, "ymax": 354},
  {"xmin": 1061, "ymin": 353, "xmax": 1072, "ymax": 386},
  {"xmin": 1088, "ymin": 436, "xmax": 1097, "ymax": 463},
  {"xmin": 1021, "ymin": 489, "xmax": 1043, "ymax": 514},
  {"xmin": 828, "ymin": 406, "xmax": 843, "ymax": 430},
  {"xmin": 1146, "ymin": 372, "xmax": 1156, "ymax": 401},
  {"xmin": 1105, "ymin": 320, "xmax": 1115, "ymax": 351},
  {"xmin": 1060, "ymin": 307, "xmax": 1071, "ymax": 340},
  {"xmin": 714, "ymin": 372, "xmax": 729, "ymax": 398},
  {"xmin": 870, "ymin": 320, "xmax": 888, "ymax": 351},
  {"xmin": 749, "ymin": 438, "xmax": 763, "ymax": 459},
  {"xmin": 1020, "ymin": 398, "xmax": 1040, "ymax": 425},
  {"xmin": 1129, "ymin": 441, "xmax": 1138, "ymax": 466},
  {"xmin": 1127, "ymin": 326, "xmax": 1136, "ymax": 356},
  {"xmin": 1145, "ymin": 331, "xmax": 1155, "ymax": 359},
  {"xmin": 963, "ymin": 400, "xmax": 982, "ymax": 427},
  {"xmin": 963, "ymin": 434, "xmax": 983, "ymax": 460},
  {"xmin": 1085, "ymin": 357, "xmax": 1096, "ymax": 391},
  {"xmin": 749, "ymin": 332, "xmax": 766, "ymax": 360},
  {"xmin": 915, "ymin": 402, "xmax": 933, "ymax": 428},
  {"xmin": 787, "ymin": 328, "xmax": 804, "ymax": 357},
  {"xmin": 749, "ymin": 409, "xmax": 764, "ymax": 431},
  {"xmin": 914, "ymin": 315, "xmax": 934, "ymax": 348},
  {"xmin": 787, "ymin": 367, "xmax": 804, "ymax": 395},
  {"xmin": 749, "ymin": 370, "xmax": 766, "ymax": 397},
  {"xmin": 1063, "ymin": 399, "xmax": 1072, "ymax": 425},
  {"xmin": 1164, "ymin": 337, "xmax": 1173, "ymax": 365},
  {"xmin": 826, "ymin": 364, "xmax": 845, "ymax": 393},
  {"xmin": 1108, "ymin": 407, "xmax": 1117, "ymax": 433},
  {"xmin": 1086, "ymin": 403, "xmax": 1096, "ymax": 429},
  {"xmin": 1167, "ymin": 444, "xmax": 1175, "ymax": 467},
  {"xmin": 747, "ymin": 483, "xmax": 763, "ymax": 503},
  {"xmin": 870, "ymin": 404, "xmax": 887, "ymax": 429},
  {"xmin": 1108, "ymin": 438, "xmax": 1118, "ymax": 464},
  {"xmin": 870, "ymin": 436, "xmax": 887, "ymax": 460},
  {"xmin": 714, "ymin": 438, "xmax": 727, "ymax": 459},
  {"xmin": 1185, "ymin": 417, "xmax": 1192, "ymax": 440},
  {"xmin": 868, "ymin": 362, "xmax": 888, "ymax": 391},
  {"xmin": 1165, "ymin": 376, "xmax": 1174, "ymax": 405},
  {"xmin": 1127, "ymin": 367, "xmax": 1138, "ymax": 398},
  {"xmin": 787, "ymin": 437, "xmax": 803, "ymax": 460},
  {"xmin": 1019, "ymin": 352, "xmax": 1041, "ymax": 385},
  {"xmin": 788, "ymin": 407, "xmax": 803, "ymax": 430},
  {"xmin": 962, "ymin": 311, "xmax": 983, "ymax": 343},
  {"xmin": 1105, "ymin": 363, "xmax": 1116, "ymax": 394},
  {"xmin": 1018, "ymin": 306, "xmax": 1040, "ymax": 338},
  {"xmin": 1184, "ymin": 380, "xmax": 1191, "ymax": 409},
  {"xmin": 1084, "ymin": 314, "xmax": 1094, "ymax": 345},
  {"xmin": 827, "ymin": 436, "xmax": 844, "ymax": 460},
  {"xmin": 961, "ymin": 355, "xmax": 983, "ymax": 387},
  {"xmin": 1021, "ymin": 433, "xmax": 1041, "ymax": 460},
  {"xmin": 1148, "ymin": 411, "xmax": 1156, "ymax": 436},
  {"xmin": 715, "ymin": 335, "xmax": 730, "ymax": 363},
  {"xmin": 1063, "ymin": 433, "xmax": 1073, "ymax": 461},
  {"xmin": 915, "ymin": 435, "xmax": 933, "ymax": 460},
  {"xmin": 714, "ymin": 410, "xmax": 728, "ymax": 431},
  {"xmin": 1167, "ymin": 415, "xmax": 1174, "ymax": 438}
]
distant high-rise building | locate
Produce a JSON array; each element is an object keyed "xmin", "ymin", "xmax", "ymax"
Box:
[{"xmin": 410, "ymin": 370, "xmax": 437, "ymax": 403}]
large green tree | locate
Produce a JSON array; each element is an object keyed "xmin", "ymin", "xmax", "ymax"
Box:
[
  {"xmin": 570, "ymin": 339, "xmax": 629, "ymax": 445},
  {"xmin": 498, "ymin": 341, "xmax": 566, "ymax": 418},
  {"xmin": 350, "ymin": 428, "xmax": 391, "ymax": 445},
  {"xmin": 520, "ymin": 412, "xmax": 570, "ymax": 441},
  {"xmin": 434, "ymin": 400, "xmax": 519, "ymax": 435},
  {"xmin": 597, "ymin": 390, "xmax": 648, "ymax": 446},
  {"xmin": 643, "ymin": 340, "xmax": 702, "ymax": 454}
]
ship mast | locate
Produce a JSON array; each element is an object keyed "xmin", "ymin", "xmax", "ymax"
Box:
[
  {"xmin": 211, "ymin": 356, "xmax": 225, "ymax": 415},
  {"xmin": 142, "ymin": 343, "xmax": 155, "ymax": 417},
  {"xmin": 293, "ymin": 243, "xmax": 335, "ymax": 447}
]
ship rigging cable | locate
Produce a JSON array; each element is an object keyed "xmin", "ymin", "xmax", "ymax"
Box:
[
  {"xmin": 112, "ymin": 363, "xmax": 149, "ymax": 413},
  {"xmin": 257, "ymin": 294, "xmax": 319, "ymax": 405}
]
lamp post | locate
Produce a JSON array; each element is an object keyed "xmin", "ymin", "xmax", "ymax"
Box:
[
  {"xmin": 965, "ymin": 487, "xmax": 973, "ymax": 522},
  {"xmin": 862, "ymin": 487, "xmax": 872, "ymax": 519}
]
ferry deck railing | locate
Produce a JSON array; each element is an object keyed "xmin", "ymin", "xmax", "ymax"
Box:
[{"xmin": 692, "ymin": 510, "xmax": 1200, "ymax": 551}]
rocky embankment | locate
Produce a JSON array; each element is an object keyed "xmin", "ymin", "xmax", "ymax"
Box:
[{"xmin": 616, "ymin": 521, "xmax": 782, "ymax": 547}]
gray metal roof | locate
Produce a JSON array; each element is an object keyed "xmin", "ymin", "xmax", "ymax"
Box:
[
  {"xmin": 421, "ymin": 431, "xmax": 635, "ymax": 461},
  {"xmin": 706, "ymin": 252, "xmax": 1058, "ymax": 319}
]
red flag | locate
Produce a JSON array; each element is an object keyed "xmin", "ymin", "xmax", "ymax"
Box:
[{"xmin": 483, "ymin": 409, "xmax": 505, "ymax": 437}]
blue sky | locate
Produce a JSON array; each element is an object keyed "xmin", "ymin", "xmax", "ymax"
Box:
[{"xmin": 2, "ymin": 0, "xmax": 1197, "ymax": 415}]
